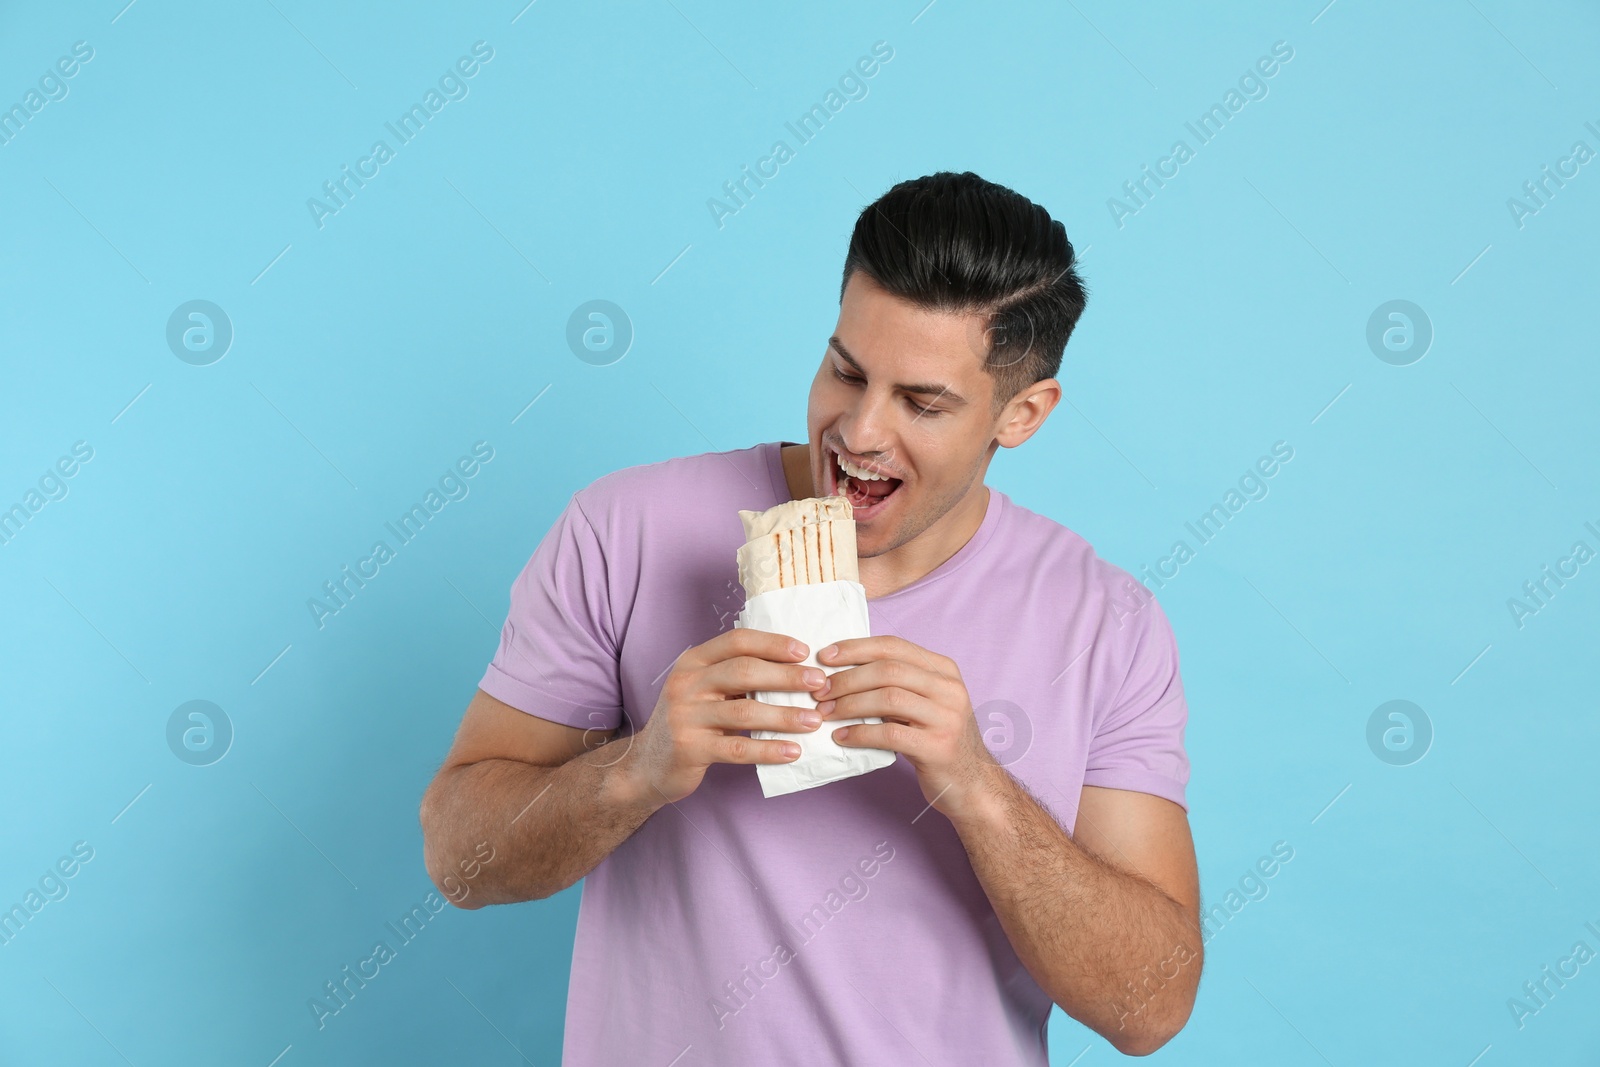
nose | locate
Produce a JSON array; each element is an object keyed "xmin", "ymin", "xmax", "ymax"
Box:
[
  {"xmin": 835, "ymin": 390, "xmax": 893, "ymax": 460},
  {"xmin": 838, "ymin": 375, "xmax": 902, "ymax": 454}
]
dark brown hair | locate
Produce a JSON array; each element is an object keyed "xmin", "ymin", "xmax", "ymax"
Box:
[{"xmin": 840, "ymin": 171, "xmax": 1089, "ymax": 414}]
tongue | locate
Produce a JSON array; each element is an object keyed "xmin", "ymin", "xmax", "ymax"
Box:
[{"xmin": 851, "ymin": 476, "xmax": 898, "ymax": 499}]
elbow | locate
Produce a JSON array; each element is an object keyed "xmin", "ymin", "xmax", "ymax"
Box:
[
  {"xmin": 419, "ymin": 784, "xmax": 559, "ymax": 907},
  {"xmin": 1109, "ymin": 1028, "xmax": 1173, "ymax": 1058},
  {"xmin": 418, "ymin": 803, "xmax": 449, "ymax": 901},
  {"xmin": 1105, "ymin": 997, "xmax": 1196, "ymax": 1057},
  {"xmin": 418, "ymin": 780, "xmax": 473, "ymax": 906},
  {"xmin": 420, "ymin": 830, "xmax": 494, "ymax": 910},
  {"xmin": 1099, "ymin": 928, "xmax": 1203, "ymax": 1055}
]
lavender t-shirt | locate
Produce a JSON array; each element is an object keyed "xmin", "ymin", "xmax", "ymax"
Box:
[{"xmin": 478, "ymin": 441, "xmax": 1190, "ymax": 1066}]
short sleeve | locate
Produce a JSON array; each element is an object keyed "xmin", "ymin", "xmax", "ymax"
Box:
[
  {"xmin": 1082, "ymin": 595, "xmax": 1190, "ymax": 811},
  {"xmin": 477, "ymin": 494, "xmax": 625, "ymax": 732}
]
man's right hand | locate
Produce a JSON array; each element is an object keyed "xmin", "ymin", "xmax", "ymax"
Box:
[{"xmin": 619, "ymin": 628, "xmax": 828, "ymax": 805}]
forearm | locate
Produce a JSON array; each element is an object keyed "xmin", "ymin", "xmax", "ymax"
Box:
[
  {"xmin": 950, "ymin": 766, "xmax": 1201, "ymax": 1055},
  {"xmin": 421, "ymin": 741, "xmax": 659, "ymax": 907}
]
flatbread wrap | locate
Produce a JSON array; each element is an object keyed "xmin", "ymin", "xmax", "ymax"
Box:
[{"xmin": 733, "ymin": 493, "xmax": 897, "ymax": 797}]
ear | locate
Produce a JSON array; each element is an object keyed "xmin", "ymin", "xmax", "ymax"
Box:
[{"xmin": 995, "ymin": 378, "xmax": 1061, "ymax": 448}]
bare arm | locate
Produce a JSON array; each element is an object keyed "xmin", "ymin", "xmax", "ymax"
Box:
[
  {"xmin": 419, "ymin": 688, "xmax": 656, "ymax": 907},
  {"xmin": 951, "ymin": 776, "xmax": 1203, "ymax": 1055},
  {"xmin": 817, "ymin": 634, "xmax": 1203, "ymax": 1053},
  {"xmin": 419, "ymin": 629, "xmax": 832, "ymax": 908}
]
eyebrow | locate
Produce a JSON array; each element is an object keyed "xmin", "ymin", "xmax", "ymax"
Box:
[{"xmin": 828, "ymin": 337, "xmax": 969, "ymax": 407}]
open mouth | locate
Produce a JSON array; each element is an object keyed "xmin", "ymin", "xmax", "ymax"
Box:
[{"xmin": 827, "ymin": 446, "xmax": 903, "ymax": 521}]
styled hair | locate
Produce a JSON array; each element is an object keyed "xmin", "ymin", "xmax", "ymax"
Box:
[{"xmin": 840, "ymin": 171, "xmax": 1088, "ymax": 415}]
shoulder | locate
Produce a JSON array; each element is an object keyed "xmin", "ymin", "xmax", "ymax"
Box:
[
  {"xmin": 571, "ymin": 443, "xmax": 774, "ymax": 541},
  {"xmin": 995, "ymin": 493, "xmax": 1151, "ymax": 598},
  {"xmin": 994, "ymin": 491, "xmax": 1172, "ymax": 638}
]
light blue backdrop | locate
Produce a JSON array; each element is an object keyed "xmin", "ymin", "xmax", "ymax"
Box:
[{"xmin": 2, "ymin": 0, "xmax": 1596, "ymax": 1063}]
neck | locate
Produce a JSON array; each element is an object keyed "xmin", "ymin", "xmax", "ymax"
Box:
[{"xmin": 780, "ymin": 442, "xmax": 990, "ymax": 599}]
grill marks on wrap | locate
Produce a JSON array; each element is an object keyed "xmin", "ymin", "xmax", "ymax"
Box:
[
  {"xmin": 770, "ymin": 520, "xmax": 831, "ymax": 588},
  {"xmin": 802, "ymin": 521, "xmax": 809, "ymax": 587},
  {"xmin": 817, "ymin": 522, "xmax": 824, "ymax": 583},
  {"xmin": 735, "ymin": 495, "xmax": 859, "ymax": 600}
]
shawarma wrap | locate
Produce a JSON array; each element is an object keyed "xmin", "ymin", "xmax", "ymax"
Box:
[{"xmin": 736, "ymin": 495, "xmax": 858, "ymax": 599}]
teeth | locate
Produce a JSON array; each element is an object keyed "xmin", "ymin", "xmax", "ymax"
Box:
[{"xmin": 836, "ymin": 451, "xmax": 889, "ymax": 481}]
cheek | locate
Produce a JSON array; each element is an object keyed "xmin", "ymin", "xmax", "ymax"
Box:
[{"xmin": 808, "ymin": 378, "xmax": 844, "ymax": 423}]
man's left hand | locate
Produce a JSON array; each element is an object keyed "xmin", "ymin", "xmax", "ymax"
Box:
[{"xmin": 815, "ymin": 636, "xmax": 1002, "ymax": 820}]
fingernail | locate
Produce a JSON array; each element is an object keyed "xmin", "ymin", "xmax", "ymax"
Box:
[
  {"xmin": 799, "ymin": 710, "xmax": 821, "ymax": 727},
  {"xmin": 816, "ymin": 699, "xmax": 836, "ymax": 717},
  {"xmin": 832, "ymin": 726, "xmax": 849, "ymax": 742},
  {"xmin": 782, "ymin": 742, "xmax": 801, "ymax": 758},
  {"xmin": 789, "ymin": 640, "xmax": 808, "ymax": 658},
  {"xmin": 820, "ymin": 644, "xmax": 838, "ymax": 660},
  {"xmin": 802, "ymin": 668, "xmax": 825, "ymax": 688}
]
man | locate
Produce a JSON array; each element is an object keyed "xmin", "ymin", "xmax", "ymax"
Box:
[{"xmin": 420, "ymin": 171, "xmax": 1202, "ymax": 1062}]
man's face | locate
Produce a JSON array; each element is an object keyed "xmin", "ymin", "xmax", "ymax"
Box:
[{"xmin": 806, "ymin": 271, "xmax": 1005, "ymax": 558}]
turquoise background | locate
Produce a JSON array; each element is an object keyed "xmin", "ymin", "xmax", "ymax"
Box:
[{"xmin": 2, "ymin": 0, "xmax": 1597, "ymax": 1063}]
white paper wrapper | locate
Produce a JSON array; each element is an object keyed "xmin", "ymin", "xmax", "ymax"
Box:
[{"xmin": 734, "ymin": 579, "xmax": 897, "ymax": 798}]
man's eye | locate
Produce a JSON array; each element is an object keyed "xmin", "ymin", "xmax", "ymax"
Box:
[{"xmin": 834, "ymin": 367, "xmax": 942, "ymax": 416}]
